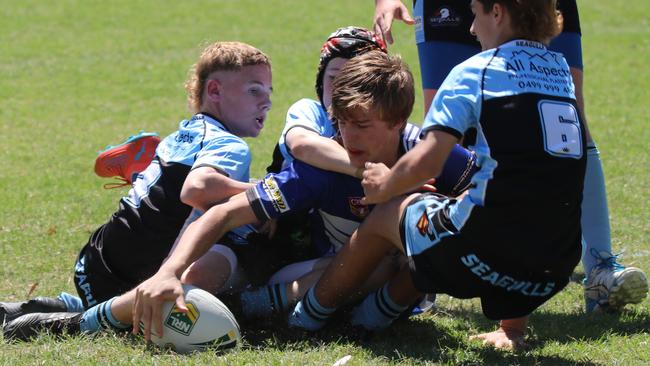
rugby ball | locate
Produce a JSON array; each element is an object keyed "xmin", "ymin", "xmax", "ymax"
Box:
[{"xmin": 146, "ymin": 284, "xmax": 241, "ymax": 354}]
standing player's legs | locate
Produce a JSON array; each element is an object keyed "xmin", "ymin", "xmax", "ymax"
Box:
[
  {"xmin": 417, "ymin": 41, "xmax": 480, "ymax": 113},
  {"xmin": 549, "ymin": 30, "xmax": 648, "ymax": 311}
]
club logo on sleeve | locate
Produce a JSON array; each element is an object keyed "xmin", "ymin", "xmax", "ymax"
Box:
[
  {"xmin": 263, "ymin": 176, "xmax": 289, "ymax": 213},
  {"xmin": 416, "ymin": 211, "xmax": 430, "ymax": 236},
  {"xmin": 165, "ymin": 302, "xmax": 199, "ymax": 336},
  {"xmin": 348, "ymin": 197, "xmax": 369, "ymax": 218}
]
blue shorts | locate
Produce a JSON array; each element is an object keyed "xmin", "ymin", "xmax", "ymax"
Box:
[
  {"xmin": 417, "ymin": 41, "xmax": 479, "ymax": 90},
  {"xmin": 400, "ymin": 193, "xmax": 573, "ymax": 320},
  {"xmin": 549, "ymin": 32, "xmax": 583, "ymax": 70}
]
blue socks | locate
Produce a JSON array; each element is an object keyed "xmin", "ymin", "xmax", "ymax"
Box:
[
  {"xmin": 581, "ymin": 143, "xmax": 613, "ymax": 276},
  {"xmin": 288, "ymin": 287, "xmax": 336, "ymax": 331},
  {"xmin": 240, "ymin": 284, "xmax": 288, "ymax": 318},
  {"xmin": 57, "ymin": 292, "xmax": 85, "ymax": 312},
  {"xmin": 351, "ymin": 284, "xmax": 409, "ymax": 330},
  {"xmin": 80, "ymin": 297, "xmax": 130, "ymax": 334}
]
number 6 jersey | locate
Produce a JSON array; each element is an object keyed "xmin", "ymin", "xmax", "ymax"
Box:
[{"xmin": 423, "ymin": 39, "xmax": 586, "ymax": 274}]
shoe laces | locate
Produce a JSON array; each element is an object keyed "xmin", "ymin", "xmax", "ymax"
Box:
[
  {"xmin": 590, "ymin": 248, "xmax": 625, "ymax": 272},
  {"xmin": 103, "ymin": 177, "xmax": 131, "ymax": 189}
]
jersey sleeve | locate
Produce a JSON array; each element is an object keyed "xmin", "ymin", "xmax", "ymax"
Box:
[
  {"xmin": 278, "ymin": 99, "xmax": 335, "ymax": 162},
  {"xmin": 192, "ymin": 136, "xmax": 251, "ymax": 182},
  {"xmin": 401, "ymin": 123, "xmax": 422, "ymax": 152},
  {"xmin": 245, "ymin": 161, "xmax": 328, "ymax": 221},
  {"xmin": 421, "ymin": 53, "xmax": 490, "ymax": 138}
]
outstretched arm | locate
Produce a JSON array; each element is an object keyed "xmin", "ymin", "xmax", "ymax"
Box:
[
  {"xmin": 132, "ymin": 192, "xmax": 257, "ymax": 341},
  {"xmin": 373, "ymin": 0, "xmax": 415, "ymax": 44}
]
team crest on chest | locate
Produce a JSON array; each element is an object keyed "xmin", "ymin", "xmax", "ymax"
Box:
[{"xmin": 348, "ymin": 197, "xmax": 369, "ymax": 218}]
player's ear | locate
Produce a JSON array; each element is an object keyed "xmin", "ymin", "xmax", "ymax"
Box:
[
  {"xmin": 392, "ymin": 119, "xmax": 407, "ymax": 131},
  {"xmin": 492, "ymin": 3, "xmax": 505, "ymax": 24},
  {"xmin": 205, "ymin": 79, "xmax": 221, "ymax": 103}
]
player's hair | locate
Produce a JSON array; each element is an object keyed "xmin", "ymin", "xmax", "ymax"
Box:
[
  {"xmin": 330, "ymin": 51, "xmax": 414, "ymax": 127},
  {"xmin": 185, "ymin": 41, "xmax": 271, "ymax": 113},
  {"xmin": 476, "ymin": 0, "xmax": 563, "ymax": 43}
]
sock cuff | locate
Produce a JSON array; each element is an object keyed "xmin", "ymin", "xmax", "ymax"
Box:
[
  {"xmin": 270, "ymin": 283, "xmax": 288, "ymax": 312},
  {"xmin": 101, "ymin": 297, "xmax": 130, "ymax": 330},
  {"xmin": 303, "ymin": 287, "xmax": 336, "ymax": 321},
  {"xmin": 376, "ymin": 284, "xmax": 409, "ymax": 318}
]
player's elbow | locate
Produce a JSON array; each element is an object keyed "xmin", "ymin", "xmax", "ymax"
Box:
[
  {"xmin": 286, "ymin": 129, "xmax": 319, "ymax": 162},
  {"xmin": 288, "ymin": 139, "xmax": 316, "ymax": 161},
  {"xmin": 180, "ymin": 183, "xmax": 206, "ymax": 209}
]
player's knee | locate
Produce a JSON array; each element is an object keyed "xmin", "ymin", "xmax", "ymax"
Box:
[{"xmin": 182, "ymin": 252, "xmax": 233, "ymax": 294}]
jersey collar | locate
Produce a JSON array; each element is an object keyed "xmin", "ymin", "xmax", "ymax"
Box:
[
  {"xmin": 500, "ymin": 39, "xmax": 547, "ymax": 51},
  {"xmin": 194, "ymin": 112, "xmax": 231, "ymax": 132}
]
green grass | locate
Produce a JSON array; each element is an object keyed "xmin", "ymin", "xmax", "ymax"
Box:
[{"xmin": 1, "ymin": 0, "xmax": 648, "ymax": 364}]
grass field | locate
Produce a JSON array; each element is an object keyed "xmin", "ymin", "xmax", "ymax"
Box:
[{"xmin": 1, "ymin": 0, "xmax": 648, "ymax": 364}]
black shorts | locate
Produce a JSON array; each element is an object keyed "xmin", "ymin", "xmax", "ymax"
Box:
[
  {"xmin": 399, "ymin": 193, "xmax": 578, "ymax": 320},
  {"xmin": 73, "ymin": 228, "xmax": 134, "ymax": 309},
  {"xmin": 414, "ymin": 0, "xmax": 477, "ymax": 46}
]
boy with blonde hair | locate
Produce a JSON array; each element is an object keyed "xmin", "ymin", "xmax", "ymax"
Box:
[{"xmin": 3, "ymin": 41, "xmax": 273, "ymax": 340}]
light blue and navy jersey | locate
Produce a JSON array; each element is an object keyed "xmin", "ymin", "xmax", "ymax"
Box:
[
  {"xmin": 277, "ymin": 98, "xmax": 421, "ymax": 168},
  {"xmin": 423, "ymin": 40, "xmax": 586, "ymax": 269},
  {"xmin": 100, "ymin": 113, "xmax": 251, "ymax": 284}
]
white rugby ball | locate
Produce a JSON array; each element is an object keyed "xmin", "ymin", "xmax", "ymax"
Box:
[{"xmin": 145, "ymin": 284, "xmax": 241, "ymax": 354}]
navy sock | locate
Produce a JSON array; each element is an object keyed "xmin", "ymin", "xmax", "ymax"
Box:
[
  {"xmin": 240, "ymin": 284, "xmax": 288, "ymax": 318},
  {"xmin": 80, "ymin": 297, "xmax": 130, "ymax": 334}
]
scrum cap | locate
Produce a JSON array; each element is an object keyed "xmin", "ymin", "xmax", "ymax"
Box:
[{"xmin": 315, "ymin": 26, "xmax": 387, "ymax": 108}]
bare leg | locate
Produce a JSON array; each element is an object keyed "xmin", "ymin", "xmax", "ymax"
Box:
[
  {"xmin": 423, "ymin": 88, "xmax": 437, "ymax": 116},
  {"xmin": 285, "ymin": 253, "xmax": 404, "ymax": 307},
  {"xmin": 181, "ymin": 250, "xmax": 232, "ymax": 294},
  {"xmin": 110, "ymin": 289, "xmax": 136, "ymax": 325},
  {"xmin": 314, "ymin": 194, "xmax": 415, "ymax": 308}
]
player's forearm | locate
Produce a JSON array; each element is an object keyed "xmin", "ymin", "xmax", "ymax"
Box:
[
  {"xmin": 160, "ymin": 208, "xmax": 233, "ymax": 278},
  {"xmin": 288, "ymin": 131, "xmax": 360, "ymax": 177},
  {"xmin": 181, "ymin": 168, "xmax": 253, "ymax": 211},
  {"xmin": 384, "ymin": 142, "xmax": 444, "ymax": 196},
  {"xmin": 189, "ymin": 181, "xmax": 253, "ymax": 211}
]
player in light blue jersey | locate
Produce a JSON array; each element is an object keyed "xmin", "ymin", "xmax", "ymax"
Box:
[
  {"xmin": 373, "ymin": 0, "xmax": 647, "ymax": 314},
  {"xmin": 3, "ymin": 41, "xmax": 273, "ymax": 341},
  {"xmin": 289, "ymin": 0, "xmax": 589, "ymax": 350}
]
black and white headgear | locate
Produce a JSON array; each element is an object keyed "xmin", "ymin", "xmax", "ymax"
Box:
[{"xmin": 315, "ymin": 26, "xmax": 387, "ymax": 108}]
